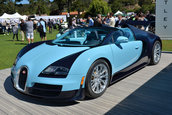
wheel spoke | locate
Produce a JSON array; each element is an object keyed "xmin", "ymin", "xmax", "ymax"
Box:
[
  {"xmin": 92, "ymin": 83, "xmax": 97, "ymax": 92},
  {"xmin": 96, "ymin": 84, "xmax": 100, "ymax": 93},
  {"xmin": 99, "ymin": 70, "xmax": 106, "ymax": 76},
  {"xmin": 100, "ymin": 71, "xmax": 108, "ymax": 78},
  {"xmin": 91, "ymin": 79, "xmax": 95, "ymax": 86},
  {"xmin": 100, "ymin": 79, "xmax": 106, "ymax": 86}
]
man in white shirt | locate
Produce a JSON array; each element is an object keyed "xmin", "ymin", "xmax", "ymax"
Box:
[
  {"xmin": 25, "ymin": 18, "xmax": 34, "ymax": 44},
  {"xmin": 106, "ymin": 13, "xmax": 115, "ymax": 27}
]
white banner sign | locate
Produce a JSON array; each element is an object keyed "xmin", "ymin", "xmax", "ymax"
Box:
[{"xmin": 156, "ymin": 0, "xmax": 172, "ymax": 39}]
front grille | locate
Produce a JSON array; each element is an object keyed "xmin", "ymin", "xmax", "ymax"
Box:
[
  {"xmin": 18, "ymin": 67, "xmax": 28, "ymax": 90},
  {"xmin": 28, "ymin": 83, "xmax": 62, "ymax": 97},
  {"xmin": 33, "ymin": 83, "xmax": 62, "ymax": 91}
]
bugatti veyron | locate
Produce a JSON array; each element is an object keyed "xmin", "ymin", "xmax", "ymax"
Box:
[{"xmin": 11, "ymin": 25, "xmax": 162, "ymax": 100}]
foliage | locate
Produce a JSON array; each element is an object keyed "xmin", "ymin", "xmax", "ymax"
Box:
[
  {"xmin": 141, "ymin": 4, "xmax": 155, "ymax": 14},
  {"xmin": 110, "ymin": 0, "xmax": 138, "ymax": 13},
  {"xmin": 110, "ymin": 0, "xmax": 123, "ymax": 13},
  {"xmin": 52, "ymin": 0, "xmax": 67, "ymax": 14},
  {"xmin": 71, "ymin": 0, "xmax": 84, "ymax": 12},
  {"xmin": 28, "ymin": 0, "xmax": 50, "ymax": 15},
  {"xmin": 87, "ymin": 0, "xmax": 111, "ymax": 17},
  {"xmin": 138, "ymin": 0, "xmax": 152, "ymax": 7},
  {"xmin": 0, "ymin": 0, "xmax": 156, "ymax": 16}
]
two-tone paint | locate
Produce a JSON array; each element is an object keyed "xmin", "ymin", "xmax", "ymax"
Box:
[{"xmin": 11, "ymin": 25, "xmax": 161, "ymax": 100}]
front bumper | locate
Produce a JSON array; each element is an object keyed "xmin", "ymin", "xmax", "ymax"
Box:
[
  {"xmin": 11, "ymin": 76, "xmax": 84, "ymax": 100},
  {"xmin": 11, "ymin": 66, "xmax": 85, "ymax": 100}
]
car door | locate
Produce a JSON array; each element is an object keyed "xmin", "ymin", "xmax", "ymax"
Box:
[{"xmin": 110, "ymin": 30, "xmax": 143, "ymax": 73}]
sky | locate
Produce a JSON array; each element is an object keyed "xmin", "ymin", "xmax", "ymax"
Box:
[
  {"xmin": 17, "ymin": 0, "xmax": 29, "ymax": 4},
  {"xmin": 17, "ymin": 0, "xmax": 54, "ymax": 4}
]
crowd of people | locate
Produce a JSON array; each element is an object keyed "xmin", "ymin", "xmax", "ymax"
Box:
[
  {"xmin": 0, "ymin": 11, "xmax": 154, "ymax": 44},
  {"xmin": 0, "ymin": 17, "xmax": 65, "ymax": 44},
  {"xmin": 71, "ymin": 11, "xmax": 154, "ymax": 31}
]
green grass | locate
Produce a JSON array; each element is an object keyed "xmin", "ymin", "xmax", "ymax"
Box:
[
  {"xmin": 0, "ymin": 32, "xmax": 172, "ymax": 70},
  {"xmin": 162, "ymin": 40, "xmax": 172, "ymax": 51},
  {"xmin": 0, "ymin": 30, "xmax": 59, "ymax": 70}
]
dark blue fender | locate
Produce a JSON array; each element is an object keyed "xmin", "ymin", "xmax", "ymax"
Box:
[{"xmin": 127, "ymin": 24, "xmax": 162, "ymax": 60}]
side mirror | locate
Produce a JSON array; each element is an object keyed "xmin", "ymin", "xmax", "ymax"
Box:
[
  {"xmin": 56, "ymin": 33, "xmax": 61, "ymax": 38},
  {"xmin": 116, "ymin": 36, "xmax": 128, "ymax": 44}
]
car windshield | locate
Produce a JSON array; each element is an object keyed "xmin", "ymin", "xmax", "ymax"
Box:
[{"xmin": 52, "ymin": 28, "xmax": 109, "ymax": 47}]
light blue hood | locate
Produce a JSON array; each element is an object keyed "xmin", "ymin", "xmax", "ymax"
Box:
[{"xmin": 16, "ymin": 43, "xmax": 89, "ymax": 78}]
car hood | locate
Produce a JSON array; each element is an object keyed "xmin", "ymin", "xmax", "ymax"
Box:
[{"xmin": 16, "ymin": 43, "xmax": 89, "ymax": 74}]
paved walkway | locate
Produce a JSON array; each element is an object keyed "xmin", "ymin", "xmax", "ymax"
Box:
[{"xmin": 0, "ymin": 53, "xmax": 172, "ymax": 115}]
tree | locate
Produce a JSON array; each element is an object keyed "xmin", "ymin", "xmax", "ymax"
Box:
[
  {"xmin": 71, "ymin": 0, "xmax": 83, "ymax": 12},
  {"xmin": 87, "ymin": 0, "xmax": 111, "ymax": 16},
  {"xmin": 138, "ymin": 0, "xmax": 152, "ymax": 7},
  {"xmin": 0, "ymin": 0, "xmax": 7, "ymax": 15},
  {"xmin": 110, "ymin": 0, "xmax": 138, "ymax": 13},
  {"xmin": 28, "ymin": 0, "xmax": 50, "ymax": 15},
  {"xmin": 110, "ymin": 0, "xmax": 123, "ymax": 13},
  {"xmin": 109, "ymin": 0, "xmax": 137, "ymax": 6},
  {"xmin": 138, "ymin": 0, "xmax": 155, "ymax": 13},
  {"xmin": 71, "ymin": 0, "xmax": 91, "ymax": 12},
  {"xmin": 53, "ymin": 0, "xmax": 67, "ymax": 14}
]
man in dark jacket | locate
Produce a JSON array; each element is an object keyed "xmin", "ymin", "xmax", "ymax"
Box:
[
  {"xmin": 115, "ymin": 14, "xmax": 125, "ymax": 28},
  {"xmin": 48, "ymin": 19, "xmax": 53, "ymax": 33}
]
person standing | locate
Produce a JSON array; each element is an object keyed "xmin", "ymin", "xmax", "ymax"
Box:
[
  {"xmin": 20, "ymin": 19, "xmax": 26, "ymax": 42},
  {"xmin": 87, "ymin": 15, "xmax": 94, "ymax": 27},
  {"xmin": 33, "ymin": 20, "xmax": 37, "ymax": 34},
  {"xmin": 12, "ymin": 23, "xmax": 19, "ymax": 41},
  {"xmin": 71, "ymin": 17, "xmax": 77, "ymax": 29},
  {"xmin": 37, "ymin": 18, "xmax": 47, "ymax": 41},
  {"xmin": 94, "ymin": 14, "xmax": 102, "ymax": 27},
  {"xmin": 106, "ymin": 13, "xmax": 115, "ymax": 27},
  {"xmin": 6, "ymin": 23, "xmax": 10, "ymax": 35},
  {"xmin": 48, "ymin": 19, "xmax": 53, "ymax": 33},
  {"xmin": 2, "ymin": 21, "xmax": 7, "ymax": 35},
  {"xmin": 25, "ymin": 18, "xmax": 34, "ymax": 44},
  {"xmin": 115, "ymin": 14, "xmax": 125, "ymax": 28}
]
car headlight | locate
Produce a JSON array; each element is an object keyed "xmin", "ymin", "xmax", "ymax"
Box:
[{"xmin": 41, "ymin": 66, "xmax": 69, "ymax": 76}]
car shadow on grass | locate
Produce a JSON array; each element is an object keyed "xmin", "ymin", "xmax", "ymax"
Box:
[
  {"xmin": 4, "ymin": 76, "xmax": 79, "ymax": 107},
  {"xmin": 15, "ymin": 43, "xmax": 28, "ymax": 45}
]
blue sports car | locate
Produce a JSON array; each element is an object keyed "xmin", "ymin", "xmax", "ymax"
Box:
[{"xmin": 11, "ymin": 25, "xmax": 161, "ymax": 100}]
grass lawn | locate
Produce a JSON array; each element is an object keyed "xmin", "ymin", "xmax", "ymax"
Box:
[
  {"xmin": 162, "ymin": 40, "xmax": 172, "ymax": 51},
  {"xmin": 0, "ymin": 31, "xmax": 172, "ymax": 70},
  {"xmin": 0, "ymin": 30, "xmax": 59, "ymax": 70}
]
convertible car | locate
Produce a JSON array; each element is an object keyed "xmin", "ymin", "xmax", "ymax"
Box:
[{"xmin": 11, "ymin": 25, "xmax": 161, "ymax": 100}]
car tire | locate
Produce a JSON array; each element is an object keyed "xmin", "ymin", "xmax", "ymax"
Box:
[
  {"xmin": 150, "ymin": 41, "xmax": 161, "ymax": 65},
  {"xmin": 85, "ymin": 59, "xmax": 110, "ymax": 99}
]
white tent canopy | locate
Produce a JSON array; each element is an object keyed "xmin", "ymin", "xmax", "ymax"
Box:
[
  {"xmin": 0, "ymin": 12, "xmax": 27, "ymax": 19},
  {"xmin": 12, "ymin": 12, "xmax": 22, "ymax": 18},
  {"xmin": 0, "ymin": 13, "xmax": 14, "ymax": 19},
  {"xmin": 115, "ymin": 10, "xmax": 123, "ymax": 16}
]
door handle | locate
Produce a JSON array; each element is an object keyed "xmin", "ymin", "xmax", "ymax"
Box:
[{"xmin": 135, "ymin": 46, "xmax": 139, "ymax": 49}]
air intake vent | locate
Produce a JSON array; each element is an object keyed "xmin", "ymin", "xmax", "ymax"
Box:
[{"xmin": 18, "ymin": 67, "xmax": 28, "ymax": 90}]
